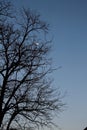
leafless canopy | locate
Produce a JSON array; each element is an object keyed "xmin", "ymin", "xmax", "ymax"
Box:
[{"xmin": 0, "ymin": 1, "xmax": 64, "ymax": 130}]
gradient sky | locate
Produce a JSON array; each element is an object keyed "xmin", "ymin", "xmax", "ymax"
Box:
[{"xmin": 10, "ymin": 1, "xmax": 87, "ymax": 130}]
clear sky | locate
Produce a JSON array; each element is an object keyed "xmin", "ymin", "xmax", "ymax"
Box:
[{"xmin": 10, "ymin": 1, "xmax": 87, "ymax": 130}]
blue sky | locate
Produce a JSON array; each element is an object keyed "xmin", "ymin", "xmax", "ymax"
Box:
[{"xmin": 11, "ymin": 1, "xmax": 87, "ymax": 130}]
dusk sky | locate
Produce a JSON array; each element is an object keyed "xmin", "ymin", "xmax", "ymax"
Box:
[{"xmin": 10, "ymin": 1, "xmax": 87, "ymax": 130}]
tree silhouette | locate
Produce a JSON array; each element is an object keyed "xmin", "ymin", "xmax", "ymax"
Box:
[
  {"xmin": 84, "ymin": 127, "xmax": 87, "ymax": 130},
  {"xmin": 0, "ymin": 1, "xmax": 64, "ymax": 130}
]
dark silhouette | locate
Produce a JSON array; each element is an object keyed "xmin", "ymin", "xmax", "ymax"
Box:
[
  {"xmin": 84, "ymin": 127, "xmax": 87, "ymax": 130},
  {"xmin": 0, "ymin": 1, "xmax": 64, "ymax": 130}
]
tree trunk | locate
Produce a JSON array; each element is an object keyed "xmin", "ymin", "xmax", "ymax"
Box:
[{"xmin": 0, "ymin": 112, "xmax": 4, "ymax": 127}]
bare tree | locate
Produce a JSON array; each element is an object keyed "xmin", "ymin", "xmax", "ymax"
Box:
[{"xmin": 0, "ymin": 1, "xmax": 64, "ymax": 130}]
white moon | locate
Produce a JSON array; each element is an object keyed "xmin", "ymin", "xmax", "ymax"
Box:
[{"xmin": 35, "ymin": 42, "xmax": 39, "ymax": 46}]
